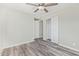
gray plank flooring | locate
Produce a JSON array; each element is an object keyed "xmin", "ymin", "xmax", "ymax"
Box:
[{"xmin": 1, "ymin": 39, "xmax": 79, "ymax": 56}]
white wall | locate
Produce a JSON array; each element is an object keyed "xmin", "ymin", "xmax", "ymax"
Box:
[
  {"xmin": 58, "ymin": 6, "xmax": 79, "ymax": 50},
  {"xmin": 0, "ymin": 7, "xmax": 34, "ymax": 49},
  {"xmin": 42, "ymin": 4, "xmax": 79, "ymax": 50}
]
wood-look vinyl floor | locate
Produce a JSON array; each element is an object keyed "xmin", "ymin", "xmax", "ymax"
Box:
[{"xmin": 1, "ymin": 39, "xmax": 79, "ymax": 56}]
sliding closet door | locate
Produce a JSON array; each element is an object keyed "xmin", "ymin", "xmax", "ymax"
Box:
[
  {"xmin": 39, "ymin": 20, "xmax": 43, "ymax": 38},
  {"xmin": 51, "ymin": 16, "xmax": 58, "ymax": 43},
  {"xmin": 46, "ymin": 16, "xmax": 58, "ymax": 43},
  {"xmin": 46, "ymin": 19, "xmax": 51, "ymax": 40}
]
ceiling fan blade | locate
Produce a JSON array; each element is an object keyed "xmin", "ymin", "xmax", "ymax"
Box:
[
  {"xmin": 44, "ymin": 8, "xmax": 48, "ymax": 12},
  {"xmin": 26, "ymin": 3, "xmax": 38, "ymax": 6},
  {"xmin": 44, "ymin": 3, "xmax": 58, "ymax": 7},
  {"xmin": 34, "ymin": 8, "xmax": 39, "ymax": 12},
  {"xmin": 44, "ymin": 8, "xmax": 48, "ymax": 13}
]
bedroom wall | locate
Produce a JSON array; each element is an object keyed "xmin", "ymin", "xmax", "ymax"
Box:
[
  {"xmin": 42, "ymin": 4, "xmax": 79, "ymax": 50},
  {"xmin": 58, "ymin": 6, "xmax": 79, "ymax": 50},
  {"xmin": 0, "ymin": 7, "xmax": 34, "ymax": 49}
]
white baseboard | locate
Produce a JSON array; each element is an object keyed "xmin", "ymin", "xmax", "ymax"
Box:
[
  {"xmin": 1, "ymin": 40, "xmax": 34, "ymax": 49},
  {"xmin": 59, "ymin": 43, "xmax": 79, "ymax": 52}
]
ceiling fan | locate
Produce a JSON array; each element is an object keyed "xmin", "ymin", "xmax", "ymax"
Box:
[{"xmin": 26, "ymin": 3, "xmax": 58, "ymax": 13}]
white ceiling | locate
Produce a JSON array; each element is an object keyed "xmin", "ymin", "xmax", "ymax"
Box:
[
  {"xmin": 0, "ymin": 3, "xmax": 68, "ymax": 14},
  {"xmin": 0, "ymin": 3, "xmax": 79, "ymax": 18}
]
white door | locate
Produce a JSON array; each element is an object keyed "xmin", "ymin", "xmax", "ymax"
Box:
[
  {"xmin": 34, "ymin": 20, "xmax": 43, "ymax": 39},
  {"xmin": 51, "ymin": 16, "xmax": 58, "ymax": 43},
  {"xmin": 34, "ymin": 21, "xmax": 40, "ymax": 38},
  {"xmin": 39, "ymin": 20, "xmax": 43, "ymax": 38},
  {"xmin": 46, "ymin": 19, "xmax": 51, "ymax": 40}
]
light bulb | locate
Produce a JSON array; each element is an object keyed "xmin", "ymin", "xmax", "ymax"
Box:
[{"xmin": 38, "ymin": 6, "xmax": 44, "ymax": 10}]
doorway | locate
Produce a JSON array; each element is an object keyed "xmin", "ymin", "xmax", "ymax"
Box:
[{"xmin": 46, "ymin": 16, "xmax": 58, "ymax": 43}]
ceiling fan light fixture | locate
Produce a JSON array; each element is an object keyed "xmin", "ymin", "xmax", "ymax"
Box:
[
  {"xmin": 38, "ymin": 6, "xmax": 44, "ymax": 10},
  {"xmin": 26, "ymin": 3, "xmax": 58, "ymax": 13}
]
